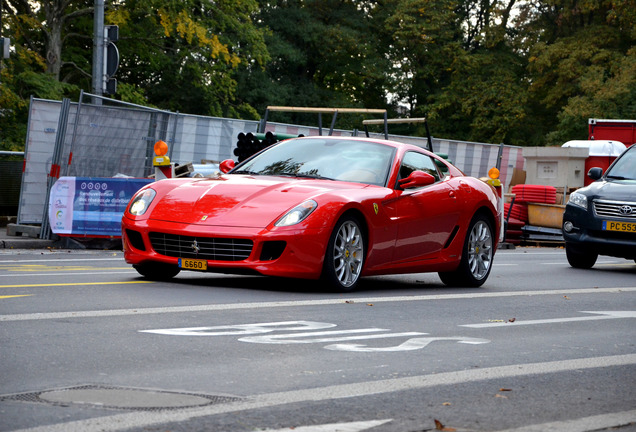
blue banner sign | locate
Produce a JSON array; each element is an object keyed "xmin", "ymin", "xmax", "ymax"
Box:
[{"xmin": 49, "ymin": 177, "xmax": 153, "ymax": 237}]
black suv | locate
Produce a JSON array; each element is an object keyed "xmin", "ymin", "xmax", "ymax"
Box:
[{"xmin": 562, "ymin": 144, "xmax": 636, "ymax": 268}]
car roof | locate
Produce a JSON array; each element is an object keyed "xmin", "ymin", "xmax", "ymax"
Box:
[{"xmin": 291, "ymin": 135, "xmax": 428, "ymax": 153}]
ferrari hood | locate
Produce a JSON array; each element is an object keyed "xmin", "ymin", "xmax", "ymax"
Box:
[{"xmin": 149, "ymin": 175, "xmax": 364, "ymax": 228}]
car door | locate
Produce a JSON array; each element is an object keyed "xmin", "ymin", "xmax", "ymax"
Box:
[{"xmin": 391, "ymin": 151, "xmax": 461, "ymax": 263}]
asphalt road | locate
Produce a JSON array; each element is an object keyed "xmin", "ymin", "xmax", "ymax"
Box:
[{"xmin": 0, "ymin": 247, "xmax": 635, "ymax": 432}]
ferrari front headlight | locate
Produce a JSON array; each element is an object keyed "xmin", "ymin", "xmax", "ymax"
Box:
[
  {"xmin": 275, "ymin": 200, "xmax": 318, "ymax": 227},
  {"xmin": 128, "ymin": 188, "xmax": 156, "ymax": 216}
]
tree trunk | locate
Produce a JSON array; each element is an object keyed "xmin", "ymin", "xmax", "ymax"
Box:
[{"xmin": 42, "ymin": 0, "xmax": 67, "ymax": 79}]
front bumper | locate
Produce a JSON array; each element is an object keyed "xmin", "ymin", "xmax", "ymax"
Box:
[
  {"xmin": 121, "ymin": 217, "xmax": 331, "ymax": 279},
  {"xmin": 562, "ymin": 205, "xmax": 636, "ymax": 259}
]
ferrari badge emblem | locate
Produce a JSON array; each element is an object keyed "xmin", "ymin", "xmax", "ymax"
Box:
[
  {"xmin": 191, "ymin": 240, "xmax": 200, "ymax": 254},
  {"xmin": 373, "ymin": 203, "xmax": 379, "ymax": 215},
  {"xmin": 201, "ymin": 215, "xmax": 208, "ymax": 221}
]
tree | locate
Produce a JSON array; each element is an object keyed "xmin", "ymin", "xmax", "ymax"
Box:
[
  {"xmin": 236, "ymin": 0, "xmax": 391, "ymax": 129},
  {"xmin": 0, "ymin": 0, "xmax": 269, "ymax": 151},
  {"xmin": 106, "ymin": 0, "xmax": 269, "ymax": 117},
  {"xmin": 521, "ymin": 0, "xmax": 636, "ymax": 145},
  {"xmin": 4, "ymin": 0, "xmax": 94, "ymax": 81}
]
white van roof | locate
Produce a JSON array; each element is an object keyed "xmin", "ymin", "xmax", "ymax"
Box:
[{"xmin": 562, "ymin": 140, "xmax": 626, "ymax": 156}]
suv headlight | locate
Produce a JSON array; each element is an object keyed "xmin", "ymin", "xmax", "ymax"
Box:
[
  {"xmin": 567, "ymin": 191, "xmax": 588, "ymax": 210},
  {"xmin": 275, "ymin": 200, "xmax": 317, "ymax": 227},
  {"xmin": 128, "ymin": 188, "xmax": 156, "ymax": 216}
]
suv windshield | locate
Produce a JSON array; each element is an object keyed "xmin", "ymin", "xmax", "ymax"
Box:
[
  {"xmin": 606, "ymin": 147, "xmax": 636, "ymax": 180},
  {"xmin": 233, "ymin": 138, "xmax": 395, "ymax": 186}
]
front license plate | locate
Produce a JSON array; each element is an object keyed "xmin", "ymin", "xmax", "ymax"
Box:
[
  {"xmin": 178, "ymin": 258, "xmax": 208, "ymax": 271},
  {"xmin": 603, "ymin": 220, "xmax": 636, "ymax": 233}
]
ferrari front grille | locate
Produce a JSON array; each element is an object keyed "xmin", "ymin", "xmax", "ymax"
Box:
[
  {"xmin": 148, "ymin": 232, "xmax": 253, "ymax": 261},
  {"xmin": 593, "ymin": 200, "xmax": 636, "ymax": 220}
]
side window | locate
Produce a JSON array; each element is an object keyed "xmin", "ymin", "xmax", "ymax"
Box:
[{"xmin": 399, "ymin": 151, "xmax": 441, "ymax": 183}]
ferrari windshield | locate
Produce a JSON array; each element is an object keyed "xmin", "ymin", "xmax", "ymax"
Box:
[
  {"xmin": 606, "ymin": 147, "xmax": 636, "ymax": 181},
  {"xmin": 233, "ymin": 138, "xmax": 395, "ymax": 186}
]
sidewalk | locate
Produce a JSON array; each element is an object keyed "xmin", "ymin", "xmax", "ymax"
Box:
[
  {"xmin": 1, "ymin": 222, "xmax": 122, "ymax": 250},
  {"xmin": 0, "ymin": 225, "xmax": 63, "ymax": 249}
]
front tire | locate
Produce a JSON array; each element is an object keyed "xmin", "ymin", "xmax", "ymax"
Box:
[
  {"xmin": 439, "ymin": 214, "xmax": 494, "ymax": 287},
  {"xmin": 133, "ymin": 262, "xmax": 181, "ymax": 280},
  {"xmin": 322, "ymin": 215, "xmax": 365, "ymax": 292},
  {"xmin": 565, "ymin": 243, "xmax": 597, "ymax": 269}
]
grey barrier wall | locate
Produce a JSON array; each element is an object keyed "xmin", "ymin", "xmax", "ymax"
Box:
[{"xmin": 18, "ymin": 96, "xmax": 525, "ymax": 228}]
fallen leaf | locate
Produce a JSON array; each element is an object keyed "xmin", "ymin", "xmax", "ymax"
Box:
[
  {"xmin": 499, "ymin": 388, "xmax": 512, "ymax": 391},
  {"xmin": 508, "ymin": 318, "xmax": 516, "ymax": 323},
  {"xmin": 488, "ymin": 319, "xmax": 505, "ymax": 323},
  {"xmin": 495, "ymin": 394, "xmax": 508, "ymax": 399},
  {"xmin": 563, "ymin": 296, "xmax": 570, "ymax": 300},
  {"xmin": 367, "ymin": 303, "xmax": 374, "ymax": 306},
  {"xmin": 434, "ymin": 419, "xmax": 457, "ymax": 431},
  {"xmin": 345, "ymin": 300, "xmax": 354, "ymax": 304},
  {"xmin": 442, "ymin": 402, "xmax": 452, "ymax": 406}
]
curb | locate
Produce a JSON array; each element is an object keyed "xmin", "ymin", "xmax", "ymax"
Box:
[{"xmin": 0, "ymin": 239, "xmax": 62, "ymax": 250}]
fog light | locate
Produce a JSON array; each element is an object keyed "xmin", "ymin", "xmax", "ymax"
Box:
[{"xmin": 563, "ymin": 221, "xmax": 574, "ymax": 233}]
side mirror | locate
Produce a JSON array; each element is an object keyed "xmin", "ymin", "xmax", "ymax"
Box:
[
  {"xmin": 398, "ymin": 171, "xmax": 436, "ymax": 189},
  {"xmin": 587, "ymin": 167, "xmax": 603, "ymax": 181},
  {"xmin": 219, "ymin": 159, "xmax": 235, "ymax": 174}
]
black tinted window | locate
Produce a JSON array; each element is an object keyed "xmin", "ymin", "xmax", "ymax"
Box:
[{"xmin": 399, "ymin": 152, "xmax": 441, "ymax": 182}]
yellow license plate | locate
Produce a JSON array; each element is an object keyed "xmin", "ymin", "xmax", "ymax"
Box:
[
  {"xmin": 603, "ymin": 220, "xmax": 636, "ymax": 232},
  {"xmin": 178, "ymin": 258, "xmax": 208, "ymax": 271}
]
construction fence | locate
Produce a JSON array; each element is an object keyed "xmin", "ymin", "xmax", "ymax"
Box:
[{"xmin": 18, "ymin": 93, "xmax": 525, "ymax": 235}]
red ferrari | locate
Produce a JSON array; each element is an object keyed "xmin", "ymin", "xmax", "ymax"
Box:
[{"xmin": 122, "ymin": 136, "xmax": 502, "ymax": 291}]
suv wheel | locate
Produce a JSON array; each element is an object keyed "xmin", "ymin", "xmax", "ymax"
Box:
[{"xmin": 565, "ymin": 243, "xmax": 598, "ymax": 269}]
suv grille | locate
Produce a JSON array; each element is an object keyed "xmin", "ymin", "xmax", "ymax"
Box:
[
  {"xmin": 593, "ymin": 200, "xmax": 636, "ymax": 220},
  {"xmin": 149, "ymin": 232, "xmax": 253, "ymax": 261}
]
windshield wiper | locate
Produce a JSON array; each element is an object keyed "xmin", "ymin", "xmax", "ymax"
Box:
[
  {"xmin": 232, "ymin": 169, "xmax": 259, "ymax": 175},
  {"xmin": 606, "ymin": 175, "xmax": 631, "ymax": 180},
  {"xmin": 274, "ymin": 172, "xmax": 334, "ymax": 180}
]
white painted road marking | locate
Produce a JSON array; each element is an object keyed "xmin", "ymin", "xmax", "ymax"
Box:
[
  {"xmin": 493, "ymin": 409, "xmax": 636, "ymax": 432},
  {"xmin": 2, "ymin": 287, "xmax": 635, "ymax": 322},
  {"xmin": 260, "ymin": 419, "xmax": 392, "ymax": 432},
  {"xmin": 142, "ymin": 320, "xmax": 489, "ymax": 352},
  {"xmin": 325, "ymin": 336, "xmax": 490, "ymax": 352},
  {"xmin": 10, "ymin": 354, "xmax": 636, "ymax": 432},
  {"xmin": 239, "ymin": 329, "xmax": 425, "ymax": 344},
  {"xmin": 461, "ymin": 311, "xmax": 636, "ymax": 328},
  {"xmin": 141, "ymin": 321, "xmax": 337, "ymax": 336}
]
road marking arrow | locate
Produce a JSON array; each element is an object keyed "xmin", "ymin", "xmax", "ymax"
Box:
[{"xmin": 460, "ymin": 311, "xmax": 636, "ymax": 328}]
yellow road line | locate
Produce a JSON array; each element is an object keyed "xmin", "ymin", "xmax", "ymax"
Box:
[
  {"xmin": 0, "ymin": 281, "xmax": 152, "ymax": 289},
  {"xmin": 0, "ymin": 295, "xmax": 33, "ymax": 299},
  {"xmin": 0, "ymin": 265, "xmax": 131, "ymax": 272}
]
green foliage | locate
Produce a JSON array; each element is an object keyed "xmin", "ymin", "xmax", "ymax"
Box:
[
  {"xmin": 2, "ymin": 0, "xmax": 635, "ymax": 152},
  {"xmin": 235, "ymin": 0, "xmax": 391, "ymax": 129},
  {"xmin": 0, "ymin": 45, "xmax": 80, "ymax": 151},
  {"xmin": 107, "ymin": 0, "xmax": 269, "ymax": 116}
]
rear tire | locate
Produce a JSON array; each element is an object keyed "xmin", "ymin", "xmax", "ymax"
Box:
[
  {"xmin": 565, "ymin": 243, "xmax": 597, "ymax": 269},
  {"xmin": 322, "ymin": 215, "xmax": 365, "ymax": 292},
  {"xmin": 133, "ymin": 262, "xmax": 181, "ymax": 280},
  {"xmin": 439, "ymin": 214, "xmax": 494, "ymax": 287}
]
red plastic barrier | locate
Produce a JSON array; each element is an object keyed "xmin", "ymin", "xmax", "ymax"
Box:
[{"xmin": 511, "ymin": 184, "xmax": 557, "ymax": 204}]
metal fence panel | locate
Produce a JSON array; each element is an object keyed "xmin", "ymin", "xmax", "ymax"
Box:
[
  {"xmin": 63, "ymin": 104, "xmax": 173, "ymax": 178},
  {"xmin": 19, "ymin": 99, "xmax": 67, "ymax": 224},
  {"xmin": 18, "ymin": 97, "xmax": 525, "ymax": 228}
]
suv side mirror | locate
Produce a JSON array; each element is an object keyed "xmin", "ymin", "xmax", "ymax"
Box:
[{"xmin": 587, "ymin": 167, "xmax": 603, "ymax": 181}]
